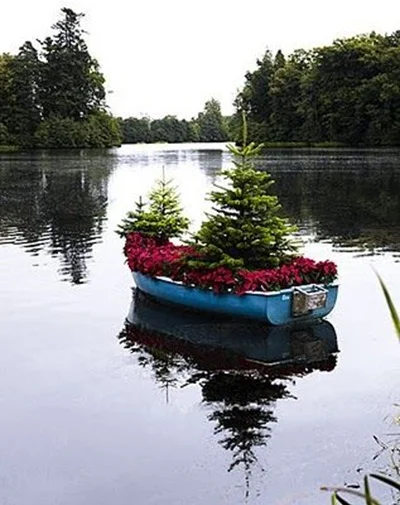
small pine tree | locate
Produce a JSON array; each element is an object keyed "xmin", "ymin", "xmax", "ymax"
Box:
[
  {"xmin": 191, "ymin": 115, "xmax": 297, "ymax": 269},
  {"xmin": 117, "ymin": 195, "xmax": 148, "ymax": 236},
  {"xmin": 117, "ymin": 171, "xmax": 190, "ymax": 243}
]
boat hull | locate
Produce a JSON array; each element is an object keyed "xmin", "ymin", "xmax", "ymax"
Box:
[
  {"xmin": 124, "ymin": 290, "xmax": 339, "ymax": 370},
  {"xmin": 132, "ymin": 272, "xmax": 338, "ymax": 326}
]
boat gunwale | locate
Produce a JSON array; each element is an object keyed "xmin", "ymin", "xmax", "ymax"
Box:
[{"xmin": 145, "ymin": 273, "xmax": 339, "ymax": 297}]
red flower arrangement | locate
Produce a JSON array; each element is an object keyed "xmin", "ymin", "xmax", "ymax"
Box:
[{"xmin": 124, "ymin": 232, "xmax": 338, "ymax": 295}]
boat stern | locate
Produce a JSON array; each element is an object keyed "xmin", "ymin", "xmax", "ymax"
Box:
[{"xmin": 264, "ymin": 283, "xmax": 339, "ymax": 325}]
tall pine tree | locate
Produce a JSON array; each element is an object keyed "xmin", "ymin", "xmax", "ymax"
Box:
[
  {"xmin": 191, "ymin": 115, "xmax": 297, "ymax": 270},
  {"xmin": 39, "ymin": 7, "xmax": 106, "ymax": 121}
]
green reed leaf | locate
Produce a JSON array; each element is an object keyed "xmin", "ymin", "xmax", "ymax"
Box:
[
  {"xmin": 333, "ymin": 491, "xmax": 353, "ymax": 505},
  {"xmin": 370, "ymin": 473, "xmax": 400, "ymax": 492},
  {"xmin": 322, "ymin": 486, "xmax": 381, "ymax": 505},
  {"xmin": 364, "ymin": 476, "xmax": 375, "ymax": 505},
  {"xmin": 374, "ymin": 269, "xmax": 400, "ymax": 339}
]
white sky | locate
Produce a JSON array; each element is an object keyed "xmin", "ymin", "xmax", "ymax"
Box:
[{"xmin": 1, "ymin": 0, "xmax": 399, "ymax": 119}]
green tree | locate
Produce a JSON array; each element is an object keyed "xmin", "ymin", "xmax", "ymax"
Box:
[
  {"xmin": 118, "ymin": 171, "xmax": 190, "ymax": 243},
  {"xmin": 120, "ymin": 116, "xmax": 202, "ymax": 144},
  {"xmin": 0, "ymin": 53, "xmax": 14, "ymax": 140},
  {"xmin": 310, "ymin": 36, "xmax": 372, "ymax": 144},
  {"xmin": 196, "ymin": 98, "xmax": 229, "ymax": 142},
  {"xmin": 0, "ymin": 9, "xmax": 121, "ymax": 149},
  {"xmin": 121, "ymin": 117, "xmax": 152, "ymax": 143},
  {"xmin": 304, "ymin": 33, "xmax": 400, "ymax": 145},
  {"xmin": 187, "ymin": 119, "xmax": 200, "ymax": 142},
  {"xmin": 273, "ymin": 49, "xmax": 286, "ymax": 70},
  {"xmin": 235, "ymin": 50, "xmax": 275, "ymax": 142},
  {"xmin": 34, "ymin": 111, "xmax": 121, "ymax": 148},
  {"xmin": 8, "ymin": 42, "xmax": 42, "ymax": 146},
  {"xmin": 269, "ymin": 50, "xmax": 312, "ymax": 142},
  {"xmin": 191, "ymin": 117, "xmax": 297, "ymax": 270},
  {"xmin": 235, "ymin": 32, "xmax": 400, "ymax": 146},
  {"xmin": 150, "ymin": 115, "xmax": 189, "ymax": 143},
  {"xmin": 84, "ymin": 110, "xmax": 122, "ymax": 147},
  {"xmin": 38, "ymin": 7, "xmax": 106, "ymax": 121}
]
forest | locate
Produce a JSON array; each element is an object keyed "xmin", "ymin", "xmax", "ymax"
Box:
[
  {"xmin": 0, "ymin": 8, "xmax": 121, "ymax": 149},
  {"xmin": 121, "ymin": 31, "xmax": 400, "ymax": 146},
  {"xmin": 237, "ymin": 31, "xmax": 400, "ymax": 146},
  {"xmin": 1, "ymin": 7, "xmax": 400, "ymax": 148}
]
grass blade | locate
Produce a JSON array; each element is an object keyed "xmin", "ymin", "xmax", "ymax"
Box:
[
  {"xmin": 322, "ymin": 486, "xmax": 381, "ymax": 505},
  {"xmin": 364, "ymin": 475, "xmax": 375, "ymax": 505},
  {"xmin": 374, "ymin": 270, "xmax": 400, "ymax": 339},
  {"xmin": 370, "ymin": 473, "xmax": 400, "ymax": 492},
  {"xmin": 333, "ymin": 492, "xmax": 353, "ymax": 505}
]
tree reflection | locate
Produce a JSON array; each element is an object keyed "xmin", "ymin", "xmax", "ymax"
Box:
[
  {"xmin": 201, "ymin": 371, "xmax": 288, "ymax": 498},
  {"xmin": 0, "ymin": 151, "xmax": 115, "ymax": 283},
  {"xmin": 196, "ymin": 148, "xmax": 224, "ymax": 182},
  {"xmin": 118, "ymin": 291, "xmax": 338, "ymax": 499},
  {"xmin": 270, "ymin": 165, "xmax": 400, "ymax": 253}
]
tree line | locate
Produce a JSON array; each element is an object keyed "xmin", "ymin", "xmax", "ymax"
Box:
[
  {"xmin": 119, "ymin": 98, "xmax": 230, "ymax": 144},
  {"xmin": 0, "ymin": 7, "xmax": 230, "ymax": 149},
  {"xmin": 2, "ymin": 8, "xmax": 400, "ymax": 149},
  {"xmin": 234, "ymin": 31, "xmax": 400, "ymax": 146},
  {"xmin": 0, "ymin": 8, "xmax": 121, "ymax": 149}
]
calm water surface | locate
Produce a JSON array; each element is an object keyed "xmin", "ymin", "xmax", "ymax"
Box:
[{"xmin": 0, "ymin": 144, "xmax": 399, "ymax": 505}]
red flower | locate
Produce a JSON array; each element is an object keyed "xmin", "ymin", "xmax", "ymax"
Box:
[{"xmin": 123, "ymin": 232, "xmax": 338, "ymax": 294}]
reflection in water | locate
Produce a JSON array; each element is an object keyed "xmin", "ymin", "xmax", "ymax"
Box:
[
  {"xmin": 117, "ymin": 143, "xmax": 227, "ymax": 182},
  {"xmin": 275, "ymin": 170, "xmax": 400, "ymax": 253},
  {"xmin": 118, "ymin": 290, "xmax": 339, "ymax": 499},
  {"xmin": 2, "ymin": 145, "xmax": 399, "ymax": 289},
  {"xmin": 257, "ymin": 150, "xmax": 400, "ymax": 255},
  {"xmin": 0, "ymin": 151, "xmax": 116, "ymax": 283},
  {"xmin": 194, "ymin": 149, "xmax": 225, "ymax": 181}
]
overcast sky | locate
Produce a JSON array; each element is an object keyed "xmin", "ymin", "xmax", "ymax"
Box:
[{"xmin": 1, "ymin": 0, "xmax": 399, "ymax": 119}]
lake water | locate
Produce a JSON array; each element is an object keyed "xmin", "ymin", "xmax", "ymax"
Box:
[{"xmin": 0, "ymin": 143, "xmax": 399, "ymax": 505}]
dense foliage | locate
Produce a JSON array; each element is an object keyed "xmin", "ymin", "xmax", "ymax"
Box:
[
  {"xmin": 119, "ymin": 120, "xmax": 335, "ymax": 291},
  {"xmin": 0, "ymin": 8, "xmax": 121, "ymax": 148},
  {"xmin": 120, "ymin": 99, "xmax": 230, "ymax": 144},
  {"xmin": 117, "ymin": 172, "xmax": 190, "ymax": 243},
  {"xmin": 120, "ymin": 121, "xmax": 337, "ymax": 292},
  {"xmin": 189, "ymin": 120, "xmax": 297, "ymax": 270},
  {"xmin": 124, "ymin": 232, "xmax": 337, "ymax": 294},
  {"xmin": 234, "ymin": 31, "xmax": 400, "ymax": 146}
]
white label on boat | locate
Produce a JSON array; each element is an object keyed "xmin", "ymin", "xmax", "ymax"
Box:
[{"xmin": 282, "ymin": 295, "xmax": 290, "ymax": 301}]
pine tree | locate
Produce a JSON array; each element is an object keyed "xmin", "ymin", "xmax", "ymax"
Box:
[
  {"xmin": 191, "ymin": 115, "xmax": 297, "ymax": 270},
  {"xmin": 39, "ymin": 8, "xmax": 106, "ymax": 121},
  {"xmin": 117, "ymin": 171, "xmax": 190, "ymax": 243}
]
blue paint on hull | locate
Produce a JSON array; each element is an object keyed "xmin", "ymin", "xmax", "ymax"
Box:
[
  {"xmin": 126, "ymin": 290, "xmax": 339, "ymax": 368},
  {"xmin": 132, "ymin": 272, "xmax": 338, "ymax": 326}
]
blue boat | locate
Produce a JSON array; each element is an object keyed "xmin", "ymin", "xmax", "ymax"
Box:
[
  {"xmin": 132, "ymin": 272, "xmax": 338, "ymax": 326},
  {"xmin": 124, "ymin": 289, "xmax": 339, "ymax": 370}
]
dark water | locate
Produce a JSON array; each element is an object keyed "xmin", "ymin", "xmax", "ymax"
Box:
[{"xmin": 0, "ymin": 144, "xmax": 399, "ymax": 505}]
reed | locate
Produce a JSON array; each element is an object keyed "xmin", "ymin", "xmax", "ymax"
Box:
[
  {"xmin": 323, "ymin": 271, "xmax": 399, "ymax": 503},
  {"xmin": 374, "ymin": 270, "xmax": 400, "ymax": 339}
]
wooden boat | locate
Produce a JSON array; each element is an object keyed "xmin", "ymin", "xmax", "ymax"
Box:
[
  {"xmin": 132, "ymin": 271, "xmax": 338, "ymax": 326},
  {"xmin": 124, "ymin": 289, "xmax": 339, "ymax": 370}
]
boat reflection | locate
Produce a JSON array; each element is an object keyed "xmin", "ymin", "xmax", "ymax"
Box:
[
  {"xmin": 122, "ymin": 289, "xmax": 338, "ymax": 372},
  {"xmin": 118, "ymin": 290, "xmax": 339, "ymax": 499}
]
